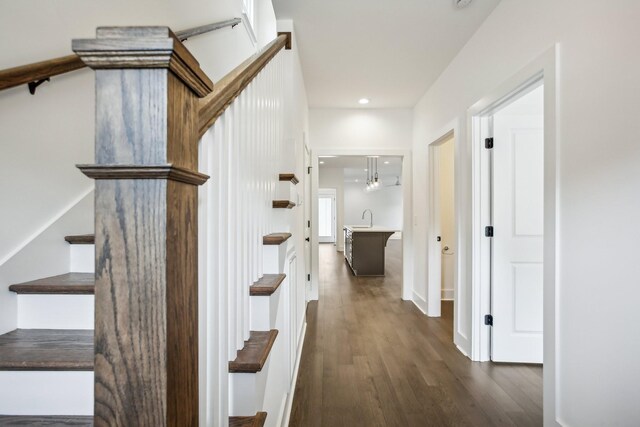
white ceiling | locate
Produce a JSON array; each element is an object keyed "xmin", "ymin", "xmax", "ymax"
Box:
[
  {"xmin": 273, "ymin": 0, "xmax": 501, "ymax": 108},
  {"xmin": 319, "ymin": 155, "xmax": 402, "ymax": 182}
]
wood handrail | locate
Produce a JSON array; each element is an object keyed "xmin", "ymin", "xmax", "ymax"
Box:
[
  {"xmin": 175, "ymin": 18, "xmax": 241, "ymax": 41},
  {"xmin": 0, "ymin": 55, "xmax": 85, "ymax": 92},
  {"xmin": 0, "ymin": 18, "xmax": 241, "ymax": 94},
  {"xmin": 198, "ymin": 33, "xmax": 290, "ymax": 137}
]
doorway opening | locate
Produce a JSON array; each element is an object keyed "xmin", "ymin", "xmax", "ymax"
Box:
[
  {"xmin": 428, "ymin": 133, "xmax": 456, "ymax": 329},
  {"xmin": 314, "ymin": 154, "xmax": 406, "ymax": 300}
]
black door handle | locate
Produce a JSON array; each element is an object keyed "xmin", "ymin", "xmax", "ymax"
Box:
[{"xmin": 305, "ymin": 237, "xmax": 310, "ymax": 242}]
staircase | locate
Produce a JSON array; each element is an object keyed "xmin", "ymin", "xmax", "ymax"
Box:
[
  {"xmin": 0, "ymin": 177, "xmax": 296, "ymax": 424},
  {"xmin": 0, "ymin": 21, "xmax": 304, "ymax": 426}
]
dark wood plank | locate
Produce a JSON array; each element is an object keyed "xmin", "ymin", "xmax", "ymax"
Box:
[
  {"xmin": 229, "ymin": 412, "xmax": 267, "ymax": 427},
  {"xmin": 272, "ymin": 200, "xmax": 296, "ymax": 209},
  {"xmin": 250, "ymin": 274, "xmax": 286, "ymax": 296},
  {"xmin": 72, "ymin": 26, "xmax": 207, "ymax": 426},
  {"xmin": 289, "ymin": 242, "xmax": 543, "ymax": 427},
  {"xmin": 0, "ymin": 416, "xmax": 93, "ymax": 426},
  {"xmin": 279, "ymin": 173, "xmax": 299, "ymax": 184},
  {"xmin": 198, "ymin": 34, "xmax": 288, "ymax": 136},
  {"xmin": 0, "ymin": 329, "xmax": 93, "ymax": 371},
  {"xmin": 9, "ymin": 273, "xmax": 94, "ymax": 295},
  {"xmin": 0, "ymin": 55, "xmax": 86, "ymax": 92},
  {"xmin": 229, "ymin": 330, "xmax": 278, "ymax": 373},
  {"xmin": 64, "ymin": 234, "xmax": 95, "ymax": 245},
  {"xmin": 263, "ymin": 233, "xmax": 292, "ymax": 245}
]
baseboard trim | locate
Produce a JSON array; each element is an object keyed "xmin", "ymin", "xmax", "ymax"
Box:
[
  {"xmin": 281, "ymin": 321, "xmax": 307, "ymax": 427},
  {"xmin": 412, "ymin": 291, "xmax": 427, "ymax": 314}
]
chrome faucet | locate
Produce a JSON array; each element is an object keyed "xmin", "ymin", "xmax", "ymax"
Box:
[{"xmin": 362, "ymin": 209, "xmax": 373, "ymax": 228}]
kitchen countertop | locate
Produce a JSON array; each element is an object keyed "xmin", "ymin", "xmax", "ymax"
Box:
[{"xmin": 343, "ymin": 225, "xmax": 400, "ymax": 233}]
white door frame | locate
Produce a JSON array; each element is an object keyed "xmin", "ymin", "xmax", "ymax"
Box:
[
  {"xmin": 309, "ymin": 148, "xmax": 412, "ymax": 301},
  {"xmin": 317, "ymin": 188, "xmax": 337, "ymax": 243},
  {"xmin": 469, "ymin": 46, "xmax": 557, "ymax": 424},
  {"xmin": 426, "ymin": 131, "xmax": 457, "ymax": 318}
]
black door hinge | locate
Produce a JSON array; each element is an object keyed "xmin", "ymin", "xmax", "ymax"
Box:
[
  {"xmin": 437, "ymin": 236, "xmax": 441, "ymax": 242},
  {"xmin": 307, "ymin": 166, "xmax": 312, "ymax": 174},
  {"xmin": 485, "ymin": 137, "xmax": 494, "ymax": 149},
  {"xmin": 485, "ymin": 226, "xmax": 494, "ymax": 237},
  {"xmin": 484, "ymin": 314, "xmax": 493, "ymax": 326},
  {"xmin": 307, "ymin": 274, "xmax": 311, "ymax": 281},
  {"xmin": 307, "ymin": 220, "xmax": 311, "ymax": 228}
]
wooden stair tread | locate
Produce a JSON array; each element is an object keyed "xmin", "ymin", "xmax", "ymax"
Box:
[
  {"xmin": 250, "ymin": 274, "xmax": 286, "ymax": 296},
  {"xmin": 229, "ymin": 412, "xmax": 267, "ymax": 427},
  {"xmin": 9, "ymin": 273, "xmax": 95, "ymax": 295},
  {"xmin": 262, "ymin": 233, "xmax": 292, "ymax": 245},
  {"xmin": 0, "ymin": 415, "xmax": 93, "ymax": 426},
  {"xmin": 272, "ymin": 200, "xmax": 296, "ymax": 209},
  {"xmin": 0, "ymin": 329, "xmax": 93, "ymax": 371},
  {"xmin": 229, "ymin": 330, "xmax": 278, "ymax": 373},
  {"xmin": 64, "ymin": 234, "xmax": 94, "ymax": 244},
  {"xmin": 278, "ymin": 173, "xmax": 299, "ymax": 185}
]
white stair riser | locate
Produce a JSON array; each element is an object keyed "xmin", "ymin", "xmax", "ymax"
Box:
[
  {"xmin": 17, "ymin": 295, "xmax": 94, "ymax": 329},
  {"xmin": 250, "ymin": 286, "xmax": 284, "ymax": 331},
  {"xmin": 229, "ymin": 362, "xmax": 269, "ymax": 416},
  {"xmin": 0, "ymin": 371, "xmax": 93, "ymax": 415},
  {"xmin": 263, "ymin": 245, "xmax": 288, "ymax": 274},
  {"xmin": 276, "ymin": 181, "xmax": 296, "ymax": 203},
  {"xmin": 70, "ymin": 245, "xmax": 95, "ymax": 273}
]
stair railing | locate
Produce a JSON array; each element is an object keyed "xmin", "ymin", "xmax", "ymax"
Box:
[
  {"xmin": 71, "ymin": 26, "xmax": 290, "ymax": 425},
  {"xmin": 0, "ymin": 18, "xmax": 241, "ymax": 94}
]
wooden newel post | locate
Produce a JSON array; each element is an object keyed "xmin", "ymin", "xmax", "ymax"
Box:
[{"xmin": 72, "ymin": 27, "xmax": 213, "ymax": 426}]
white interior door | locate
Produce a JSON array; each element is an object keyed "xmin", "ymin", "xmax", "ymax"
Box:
[
  {"xmin": 318, "ymin": 189, "xmax": 336, "ymax": 243},
  {"xmin": 491, "ymin": 86, "xmax": 544, "ymax": 363}
]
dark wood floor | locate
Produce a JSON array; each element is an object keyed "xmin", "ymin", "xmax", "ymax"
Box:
[{"xmin": 289, "ymin": 241, "xmax": 542, "ymax": 427}]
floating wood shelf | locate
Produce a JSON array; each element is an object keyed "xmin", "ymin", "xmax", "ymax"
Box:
[
  {"xmin": 272, "ymin": 200, "xmax": 296, "ymax": 209},
  {"xmin": 250, "ymin": 274, "xmax": 286, "ymax": 296},
  {"xmin": 0, "ymin": 416, "xmax": 93, "ymax": 426},
  {"xmin": 262, "ymin": 233, "xmax": 292, "ymax": 245},
  {"xmin": 0, "ymin": 329, "xmax": 93, "ymax": 371},
  {"xmin": 278, "ymin": 173, "xmax": 299, "ymax": 185},
  {"xmin": 229, "ymin": 330, "xmax": 278, "ymax": 373},
  {"xmin": 230, "ymin": 412, "xmax": 267, "ymax": 427},
  {"xmin": 9, "ymin": 273, "xmax": 95, "ymax": 295},
  {"xmin": 64, "ymin": 234, "xmax": 95, "ymax": 244}
]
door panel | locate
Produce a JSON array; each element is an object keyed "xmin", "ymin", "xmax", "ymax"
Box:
[{"xmin": 491, "ymin": 102, "xmax": 544, "ymax": 363}]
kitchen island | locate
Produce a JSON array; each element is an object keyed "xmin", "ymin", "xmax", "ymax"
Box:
[{"xmin": 343, "ymin": 225, "xmax": 399, "ymax": 276}]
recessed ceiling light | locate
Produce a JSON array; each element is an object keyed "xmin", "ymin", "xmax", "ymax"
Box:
[
  {"xmin": 319, "ymin": 161, "xmax": 325, "ymax": 164},
  {"xmin": 358, "ymin": 98, "xmax": 370, "ymax": 105},
  {"xmin": 355, "ymin": 179, "xmax": 359, "ymax": 183},
  {"xmin": 384, "ymin": 161, "xmax": 390, "ymax": 164},
  {"xmin": 364, "ymin": 168, "xmax": 368, "ymax": 171}
]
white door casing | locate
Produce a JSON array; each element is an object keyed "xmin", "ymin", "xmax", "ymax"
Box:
[{"xmin": 491, "ymin": 96, "xmax": 544, "ymax": 363}]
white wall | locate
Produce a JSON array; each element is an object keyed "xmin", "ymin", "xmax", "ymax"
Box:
[
  {"xmin": 318, "ymin": 168, "xmax": 344, "ymax": 251},
  {"xmin": 343, "ymin": 182, "xmax": 403, "ymax": 231},
  {"xmin": 411, "ymin": 1, "xmax": 640, "ymax": 425},
  {"xmin": 438, "ymin": 138, "xmax": 454, "ymax": 299},
  {"xmin": 310, "ymin": 108, "xmax": 413, "ymax": 149}
]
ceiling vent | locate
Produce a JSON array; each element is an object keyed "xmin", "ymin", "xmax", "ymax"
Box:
[{"xmin": 455, "ymin": 0, "xmax": 473, "ymax": 8}]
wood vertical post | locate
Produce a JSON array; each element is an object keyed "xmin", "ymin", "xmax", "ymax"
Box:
[{"xmin": 72, "ymin": 27, "xmax": 213, "ymax": 426}]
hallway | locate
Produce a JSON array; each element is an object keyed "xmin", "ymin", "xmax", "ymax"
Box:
[{"xmin": 289, "ymin": 242, "xmax": 542, "ymax": 426}]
